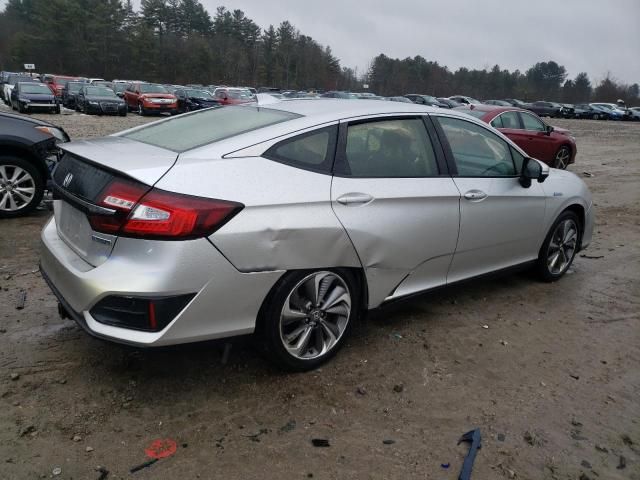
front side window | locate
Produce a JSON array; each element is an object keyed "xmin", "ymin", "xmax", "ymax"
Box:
[
  {"xmin": 264, "ymin": 125, "xmax": 337, "ymax": 173},
  {"xmin": 520, "ymin": 112, "xmax": 545, "ymax": 132},
  {"xmin": 340, "ymin": 118, "xmax": 439, "ymax": 177},
  {"xmin": 436, "ymin": 116, "xmax": 516, "ymax": 177}
]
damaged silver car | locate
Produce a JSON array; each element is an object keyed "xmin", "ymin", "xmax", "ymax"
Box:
[{"xmin": 40, "ymin": 100, "xmax": 594, "ymax": 370}]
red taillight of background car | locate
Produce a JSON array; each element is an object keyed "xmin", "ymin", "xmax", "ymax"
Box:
[{"xmin": 88, "ymin": 178, "xmax": 243, "ymax": 240}]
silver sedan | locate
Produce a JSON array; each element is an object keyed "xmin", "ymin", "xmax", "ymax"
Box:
[{"xmin": 40, "ymin": 100, "xmax": 594, "ymax": 370}]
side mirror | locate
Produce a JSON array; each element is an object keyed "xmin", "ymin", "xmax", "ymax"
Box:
[
  {"xmin": 544, "ymin": 125, "xmax": 554, "ymax": 136},
  {"xmin": 519, "ymin": 157, "xmax": 549, "ymax": 187}
]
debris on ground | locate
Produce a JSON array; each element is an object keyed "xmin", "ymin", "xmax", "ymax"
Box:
[
  {"xmin": 440, "ymin": 462, "xmax": 450, "ymax": 469},
  {"xmin": 279, "ymin": 420, "xmax": 296, "ymax": 433},
  {"xmin": 523, "ymin": 430, "xmax": 545, "ymax": 446},
  {"xmin": 617, "ymin": 455, "xmax": 626, "ymax": 469},
  {"xmin": 52, "ymin": 467, "xmax": 62, "ymax": 476},
  {"xmin": 96, "ymin": 466, "xmax": 109, "ymax": 480},
  {"xmin": 393, "ymin": 384, "xmax": 404, "ymax": 393},
  {"xmin": 497, "ymin": 433, "xmax": 506, "ymax": 442},
  {"xmin": 594, "ymin": 444, "xmax": 608, "ymax": 453},
  {"xmin": 457, "ymin": 428, "xmax": 481, "ymax": 480},
  {"xmin": 356, "ymin": 386, "xmax": 367, "ymax": 396},
  {"xmin": 129, "ymin": 458, "xmax": 158, "ymax": 473},
  {"xmin": 311, "ymin": 438, "xmax": 330, "ymax": 447},
  {"xmin": 242, "ymin": 428, "xmax": 269, "ymax": 442},
  {"xmin": 382, "ymin": 439, "xmax": 395, "ymax": 445},
  {"xmin": 72, "ymin": 434, "xmax": 82, "ymax": 442},
  {"xmin": 10, "ymin": 372, "xmax": 19, "ymax": 381},
  {"xmin": 570, "ymin": 374, "xmax": 580, "ymax": 380},
  {"xmin": 144, "ymin": 438, "xmax": 178, "ymax": 459},
  {"xmin": 580, "ymin": 254, "xmax": 604, "ymax": 259},
  {"xmin": 583, "ymin": 172, "xmax": 593, "ymax": 177},
  {"xmin": 580, "ymin": 460, "xmax": 592, "ymax": 469},
  {"xmin": 15, "ymin": 290, "xmax": 26, "ymax": 310},
  {"xmin": 85, "ymin": 446, "xmax": 94, "ymax": 452}
]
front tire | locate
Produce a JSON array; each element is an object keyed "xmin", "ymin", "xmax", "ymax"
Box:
[
  {"xmin": 535, "ymin": 211, "xmax": 580, "ymax": 282},
  {"xmin": 258, "ymin": 269, "xmax": 360, "ymax": 371},
  {"xmin": 0, "ymin": 156, "xmax": 44, "ymax": 218},
  {"xmin": 553, "ymin": 146, "xmax": 571, "ymax": 169},
  {"xmin": 138, "ymin": 102, "xmax": 146, "ymax": 116}
]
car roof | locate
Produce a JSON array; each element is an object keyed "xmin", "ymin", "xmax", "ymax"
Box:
[{"xmin": 264, "ymin": 98, "xmax": 441, "ymax": 119}]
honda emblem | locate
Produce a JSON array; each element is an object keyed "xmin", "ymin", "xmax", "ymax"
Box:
[{"xmin": 62, "ymin": 173, "xmax": 73, "ymax": 188}]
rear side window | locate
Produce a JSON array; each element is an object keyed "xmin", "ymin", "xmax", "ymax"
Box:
[
  {"xmin": 264, "ymin": 125, "xmax": 337, "ymax": 173},
  {"xmin": 338, "ymin": 118, "xmax": 439, "ymax": 177},
  {"xmin": 122, "ymin": 106, "xmax": 301, "ymax": 152}
]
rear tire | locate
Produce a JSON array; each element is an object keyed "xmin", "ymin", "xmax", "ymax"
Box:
[
  {"xmin": 0, "ymin": 156, "xmax": 44, "ymax": 218},
  {"xmin": 257, "ymin": 268, "xmax": 360, "ymax": 371},
  {"xmin": 535, "ymin": 211, "xmax": 580, "ymax": 282}
]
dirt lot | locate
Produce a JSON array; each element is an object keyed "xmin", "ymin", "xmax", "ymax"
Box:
[{"xmin": 1, "ymin": 107, "xmax": 639, "ymax": 479}]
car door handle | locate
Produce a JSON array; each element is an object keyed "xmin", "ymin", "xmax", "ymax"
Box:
[
  {"xmin": 463, "ymin": 190, "xmax": 487, "ymax": 201},
  {"xmin": 336, "ymin": 193, "xmax": 374, "ymax": 205}
]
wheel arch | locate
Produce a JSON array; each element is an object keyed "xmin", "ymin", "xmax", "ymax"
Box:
[
  {"xmin": 0, "ymin": 143, "xmax": 48, "ymax": 182},
  {"xmin": 254, "ymin": 266, "xmax": 368, "ymax": 334}
]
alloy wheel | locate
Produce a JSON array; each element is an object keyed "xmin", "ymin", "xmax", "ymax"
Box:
[
  {"xmin": 0, "ymin": 165, "xmax": 36, "ymax": 212},
  {"xmin": 554, "ymin": 147, "xmax": 570, "ymax": 169},
  {"xmin": 546, "ymin": 218, "xmax": 578, "ymax": 275},
  {"xmin": 279, "ymin": 271, "xmax": 351, "ymax": 360}
]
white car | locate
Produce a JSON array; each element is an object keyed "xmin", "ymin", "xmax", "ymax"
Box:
[{"xmin": 41, "ymin": 100, "xmax": 594, "ymax": 370}]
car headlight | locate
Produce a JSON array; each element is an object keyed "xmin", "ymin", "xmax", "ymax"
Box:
[
  {"xmin": 34, "ymin": 126, "xmax": 68, "ymax": 143},
  {"xmin": 89, "ymin": 101, "xmax": 99, "ymax": 105},
  {"xmin": 19, "ymin": 97, "xmax": 31, "ymax": 103}
]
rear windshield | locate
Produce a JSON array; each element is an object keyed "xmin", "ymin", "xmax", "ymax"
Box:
[
  {"xmin": 460, "ymin": 109, "xmax": 487, "ymax": 119},
  {"xmin": 139, "ymin": 84, "xmax": 168, "ymax": 93},
  {"xmin": 122, "ymin": 106, "xmax": 301, "ymax": 152}
]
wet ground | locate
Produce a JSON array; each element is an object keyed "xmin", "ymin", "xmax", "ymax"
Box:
[{"xmin": 0, "ymin": 106, "xmax": 639, "ymax": 479}]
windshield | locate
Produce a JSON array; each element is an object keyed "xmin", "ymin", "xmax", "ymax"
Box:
[
  {"xmin": 68, "ymin": 83, "xmax": 84, "ymax": 92},
  {"xmin": 21, "ymin": 84, "xmax": 52, "ymax": 95},
  {"xmin": 185, "ymin": 89, "xmax": 213, "ymax": 99},
  {"xmin": 594, "ymin": 104, "xmax": 613, "ymax": 110},
  {"xmin": 86, "ymin": 87, "xmax": 116, "ymax": 97},
  {"xmin": 113, "ymin": 84, "xmax": 126, "ymax": 92},
  {"xmin": 139, "ymin": 84, "xmax": 168, "ymax": 94},
  {"xmin": 123, "ymin": 106, "xmax": 301, "ymax": 152}
]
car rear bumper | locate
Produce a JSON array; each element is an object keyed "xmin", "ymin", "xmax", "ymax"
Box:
[{"xmin": 40, "ymin": 216, "xmax": 284, "ymax": 346}]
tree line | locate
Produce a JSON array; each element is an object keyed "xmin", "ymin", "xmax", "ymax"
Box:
[
  {"xmin": 0, "ymin": 0, "xmax": 637, "ymax": 104},
  {"xmin": 0, "ymin": 0, "xmax": 347, "ymax": 90},
  {"xmin": 367, "ymin": 56, "xmax": 639, "ymax": 104}
]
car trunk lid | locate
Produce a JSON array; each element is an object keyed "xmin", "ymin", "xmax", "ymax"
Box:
[{"xmin": 52, "ymin": 137, "xmax": 178, "ymax": 266}]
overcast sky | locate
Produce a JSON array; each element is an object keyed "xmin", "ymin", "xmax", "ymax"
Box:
[{"xmin": 2, "ymin": 0, "xmax": 638, "ymax": 84}]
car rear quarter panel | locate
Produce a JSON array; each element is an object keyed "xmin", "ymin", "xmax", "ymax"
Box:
[{"xmin": 153, "ymin": 155, "xmax": 362, "ymax": 273}]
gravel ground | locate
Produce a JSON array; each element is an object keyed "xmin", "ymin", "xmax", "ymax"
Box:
[{"xmin": 0, "ymin": 106, "xmax": 639, "ymax": 479}]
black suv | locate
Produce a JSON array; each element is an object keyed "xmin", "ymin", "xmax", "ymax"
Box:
[{"xmin": 0, "ymin": 112, "xmax": 70, "ymax": 218}]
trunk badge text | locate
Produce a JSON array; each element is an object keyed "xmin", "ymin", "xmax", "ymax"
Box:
[{"xmin": 91, "ymin": 235, "xmax": 112, "ymax": 246}]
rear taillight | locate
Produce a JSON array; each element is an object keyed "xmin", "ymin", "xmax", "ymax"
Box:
[{"xmin": 88, "ymin": 178, "xmax": 243, "ymax": 240}]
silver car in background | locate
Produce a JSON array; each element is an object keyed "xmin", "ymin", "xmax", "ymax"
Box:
[{"xmin": 40, "ymin": 100, "xmax": 594, "ymax": 370}]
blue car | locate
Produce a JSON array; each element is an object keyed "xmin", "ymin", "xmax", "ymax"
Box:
[{"xmin": 10, "ymin": 82, "xmax": 60, "ymax": 114}]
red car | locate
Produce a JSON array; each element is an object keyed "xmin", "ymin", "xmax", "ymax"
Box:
[
  {"xmin": 43, "ymin": 74, "xmax": 80, "ymax": 98},
  {"xmin": 459, "ymin": 105, "xmax": 576, "ymax": 169},
  {"xmin": 123, "ymin": 82, "xmax": 178, "ymax": 116},
  {"xmin": 213, "ymin": 87, "xmax": 256, "ymax": 105}
]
